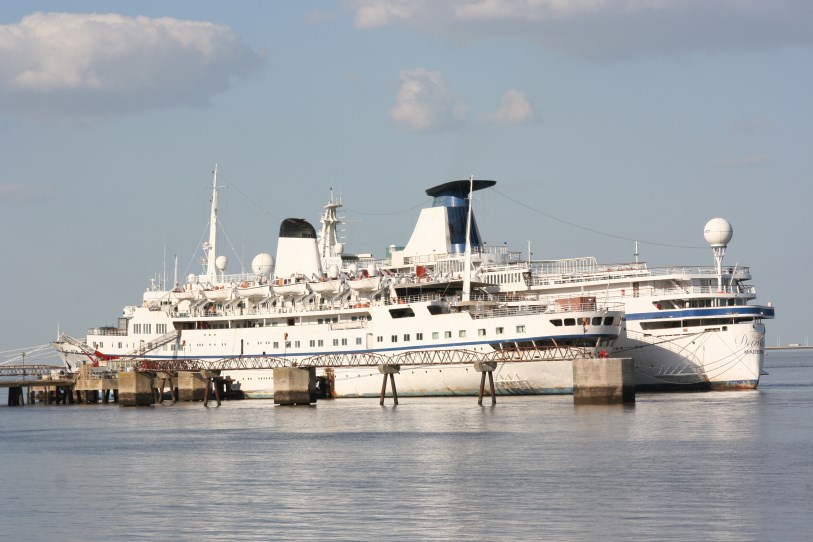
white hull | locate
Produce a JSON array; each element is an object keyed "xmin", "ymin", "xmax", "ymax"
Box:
[{"xmin": 235, "ymin": 359, "xmax": 574, "ymax": 398}]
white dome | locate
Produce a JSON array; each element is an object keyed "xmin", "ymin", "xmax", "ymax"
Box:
[
  {"xmin": 348, "ymin": 263, "xmax": 358, "ymax": 275},
  {"xmin": 334, "ymin": 242, "xmax": 344, "ymax": 255},
  {"xmin": 703, "ymin": 218, "xmax": 733, "ymax": 247},
  {"xmin": 251, "ymin": 253, "xmax": 274, "ymax": 277},
  {"xmin": 215, "ymin": 255, "xmax": 228, "ymax": 272},
  {"xmin": 367, "ymin": 264, "xmax": 377, "ymax": 276},
  {"xmin": 328, "ymin": 264, "xmax": 340, "ymax": 279}
]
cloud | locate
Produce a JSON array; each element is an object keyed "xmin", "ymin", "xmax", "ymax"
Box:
[
  {"xmin": 349, "ymin": 1, "xmax": 813, "ymax": 58},
  {"xmin": 390, "ymin": 68, "xmax": 468, "ymax": 131},
  {"xmin": 0, "ymin": 12, "xmax": 264, "ymax": 121},
  {"xmin": 0, "ymin": 183, "xmax": 54, "ymax": 205},
  {"xmin": 485, "ymin": 90, "xmax": 537, "ymax": 124}
]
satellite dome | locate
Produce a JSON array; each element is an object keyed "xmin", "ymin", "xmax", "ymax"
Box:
[
  {"xmin": 328, "ymin": 264, "xmax": 340, "ymax": 279},
  {"xmin": 251, "ymin": 253, "xmax": 274, "ymax": 277},
  {"xmin": 703, "ymin": 218, "xmax": 733, "ymax": 247},
  {"xmin": 215, "ymin": 255, "xmax": 228, "ymax": 272}
]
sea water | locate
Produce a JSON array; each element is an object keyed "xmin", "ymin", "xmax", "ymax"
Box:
[{"xmin": 1, "ymin": 349, "xmax": 811, "ymax": 541}]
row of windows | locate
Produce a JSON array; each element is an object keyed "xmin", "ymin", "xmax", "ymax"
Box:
[
  {"xmin": 376, "ymin": 326, "xmax": 518, "ymax": 343},
  {"xmin": 550, "ymin": 316, "xmax": 615, "ymax": 327}
]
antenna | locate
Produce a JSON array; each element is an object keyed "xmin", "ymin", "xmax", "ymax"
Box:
[
  {"xmin": 634, "ymin": 240, "xmax": 639, "ymax": 264},
  {"xmin": 462, "ymin": 175, "xmax": 474, "ymax": 302}
]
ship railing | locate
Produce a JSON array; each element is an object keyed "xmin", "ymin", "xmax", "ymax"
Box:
[
  {"xmin": 647, "ymin": 265, "xmax": 751, "ymax": 278},
  {"xmin": 86, "ymin": 327, "xmax": 128, "ymax": 337}
]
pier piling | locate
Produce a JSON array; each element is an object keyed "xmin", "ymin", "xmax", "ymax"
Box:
[
  {"xmin": 475, "ymin": 362, "xmax": 497, "ymax": 405},
  {"xmin": 572, "ymin": 357, "xmax": 635, "ymax": 405},
  {"xmin": 378, "ymin": 364, "xmax": 400, "ymax": 405}
]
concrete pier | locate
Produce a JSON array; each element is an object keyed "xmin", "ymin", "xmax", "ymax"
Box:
[
  {"xmin": 572, "ymin": 357, "xmax": 635, "ymax": 404},
  {"xmin": 117, "ymin": 372, "xmax": 155, "ymax": 407},
  {"xmin": 273, "ymin": 367, "xmax": 316, "ymax": 405},
  {"xmin": 177, "ymin": 371, "xmax": 207, "ymax": 402}
]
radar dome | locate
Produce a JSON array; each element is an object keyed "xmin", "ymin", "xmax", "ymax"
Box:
[
  {"xmin": 703, "ymin": 218, "xmax": 733, "ymax": 247},
  {"xmin": 251, "ymin": 253, "xmax": 274, "ymax": 277},
  {"xmin": 328, "ymin": 264, "xmax": 340, "ymax": 279},
  {"xmin": 215, "ymin": 255, "xmax": 228, "ymax": 272},
  {"xmin": 348, "ymin": 263, "xmax": 358, "ymax": 276}
]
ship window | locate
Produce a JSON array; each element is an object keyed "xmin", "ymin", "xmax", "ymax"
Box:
[
  {"xmin": 404, "ymin": 334, "xmax": 410, "ymax": 341},
  {"xmin": 478, "ymin": 329, "xmax": 486, "ymax": 337},
  {"xmin": 417, "ymin": 333, "xmax": 423, "ymax": 340},
  {"xmin": 310, "ymin": 340, "xmax": 316, "ymax": 347},
  {"xmin": 390, "ymin": 307, "xmax": 416, "ymax": 318},
  {"xmin": 356, "ymin": 337, "xmax": 363, "ymax": 345},
  {"xmin": 432, "ymin": 332, "xmax": 439, "ymax": 339},
  {"xmin": 604, "ymin": 317, "xmax": 615, "ymax": 325},
  {"xmin": 427, "ymin": 306, "xmax": 443, "ymax": 315},
  {"xmin": 550, "ymin": 319, "xmax": 563, "ymax": 327},
  {"xmin": 333, "ymin": 339, "xmax": 339, "ymax": 346},
  {"xmin": 342, "ymin": 338, "xmax": 348, "ymax": 346},
  {"xmin": 318, "ymin": 340, "xmax": 324, "ymax": 347},
  {"xmin": 444, "ymin": 331, "xmax": 452, "ymax": 338},
  {"xmin": 377, "ymin": 336, "xmax": 383, "ymax": 343},
  {"xmin": 564, "ymin": 318, "xmax": 576, "ymax": 326},
  {"xmin": 294, "ymin": 341, "xmax": 300, "ymax": 348},
  {"xmin": 391, "ymin": 335, "xmax": 398, "ymax": 342},
  {"xmin": 516, "ymin": 325, "xmax": 526, "ymax": 333},
  {"xmin": 496, "ymin": 327, "xmax": 504, "ymax": 335},
  {"xmin": 273, "ymin": 341, "xmax": 279, "ymax": 348},
  {"xmin": 592, "ymin": 317, "xmax": 602, "ymax": 326},
  {"xmin": 459, "ymin": 330, "xmax": 466, "ymax": 338},
  {"xmin": 640, "ymin": 320, "xmax": 681, "ymax": 330}
]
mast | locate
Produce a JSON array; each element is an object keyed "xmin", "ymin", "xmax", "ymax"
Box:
[
  {"xmin": 462, "ymin": 175, "xmax": 474, "ymax": 302},
  {"xmin": 204, "ymin": 164, "xmax": 219, "ymax": 283}
]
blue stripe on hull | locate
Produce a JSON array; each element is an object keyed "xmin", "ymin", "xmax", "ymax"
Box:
[{"xmin": 627, "ymin": 306, "xmax": 774, "ymax": 321}]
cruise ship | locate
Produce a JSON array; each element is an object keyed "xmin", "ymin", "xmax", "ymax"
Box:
[
  {"xmin": 52, "ymin": 168, "xmax": 624, "ymax": 398},
  {"xmin": 384, "ymin": 181, "xmax": 775, "ymax": 391}
]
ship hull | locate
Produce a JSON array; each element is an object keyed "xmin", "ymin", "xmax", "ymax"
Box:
[{"xmin": 620, "ymin": 322, "xmax": 764, "ymax": 391}]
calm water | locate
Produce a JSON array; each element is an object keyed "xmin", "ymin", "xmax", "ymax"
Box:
[{"xmin": 1, "ymin": 350, "xmax": 811, "ymax": 541}]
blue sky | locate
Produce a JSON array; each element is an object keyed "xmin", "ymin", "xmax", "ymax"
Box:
[{"xmin": 0, "ymin": 0, "xmax": 811, "ymax": 360}]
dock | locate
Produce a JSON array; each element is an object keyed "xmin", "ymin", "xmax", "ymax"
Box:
[{"xmin": 3, "ymin": 345, "xmax": 634, "ymax": 407}]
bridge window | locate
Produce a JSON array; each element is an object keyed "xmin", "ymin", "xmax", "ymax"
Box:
[
  {"xmin": 604, "ymin": 317, "xmax": 615, "ymax": 325},
  {"xmin": 550, "ymin": 319, "xmax": 562, "ymax": 326},
  {"xmin": 564, "ymin": 318, "xmax": 576, "ymax": 326}
]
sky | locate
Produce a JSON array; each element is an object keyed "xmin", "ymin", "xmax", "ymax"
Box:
[{"xmin": 0, "ymin": 0, "xmax": 811, "ymax": 361}]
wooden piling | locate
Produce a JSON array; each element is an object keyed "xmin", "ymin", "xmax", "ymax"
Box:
[
  {"xmin": 474, "ymin": 362, "xmax": 497, "ymax": 406},
  {"xmin": 378, "ymin": 364, "xmax": 400, "ymax": 405}
]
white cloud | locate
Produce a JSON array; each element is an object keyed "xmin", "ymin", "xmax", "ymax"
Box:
[
  {"xmin": 349, "ymin": 0, "xmax": 813, "ymax": 57},
  {"xmin": 390, "ymin": 68, "xmax": 468, "ymax": 131},
  {"xmin": 0, "ymin": 12, "xmax": 263, "ymax": 121},
  {"xmin": 485, "ymin": 90, "xmax": 537, "ymax": 124}
]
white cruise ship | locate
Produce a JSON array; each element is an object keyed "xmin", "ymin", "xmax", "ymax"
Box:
[
  {"xmin": 382, "ymin": 180, "xmax": 775, "ymax": 391},
  {"xmin": 52, "ymin": 169, "xmax": 623, "ymax": 398}
]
